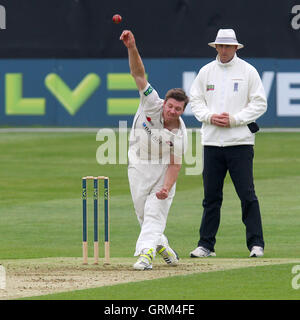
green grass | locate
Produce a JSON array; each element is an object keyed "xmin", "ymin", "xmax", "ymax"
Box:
[
  {"xmin": 22, "ymin": 263, "xmax": 300, "ymax": 300},
  {"xmin": 1, "ymin": 131, "xmax": 300, "ymax": 299}
]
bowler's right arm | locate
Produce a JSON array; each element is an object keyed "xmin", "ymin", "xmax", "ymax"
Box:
[{"xmin": 120, "ymin": 30, "xmax": 147, "ymax": 91}]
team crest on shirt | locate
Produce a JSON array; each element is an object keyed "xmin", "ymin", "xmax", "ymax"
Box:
[{"xmin": 206, "ymin": 84, "xmax": 214, "ymax": 91}]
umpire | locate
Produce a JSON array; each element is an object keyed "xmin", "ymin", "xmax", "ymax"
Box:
[{"xmin": 189, "ymin": 29, "xmax": 267, "ymax": 258}]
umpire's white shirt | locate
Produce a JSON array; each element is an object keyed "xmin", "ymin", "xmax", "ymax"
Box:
[{"xmin": 190, "ymin": 54, "xmax": 267, "ymax": 146}]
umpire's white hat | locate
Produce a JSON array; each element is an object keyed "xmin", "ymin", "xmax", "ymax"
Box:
[{"xmin": 208, "ymin": 29, "xmax": 244, "ymax": 49}]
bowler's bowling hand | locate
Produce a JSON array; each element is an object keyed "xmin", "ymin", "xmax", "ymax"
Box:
[
  {"xmin": 120, "ymin": 30, "xmax": 136, "ymax": 49},
  {"xmin": 156, "ymin": 188, "xmax": 169, "ymax": 200}
]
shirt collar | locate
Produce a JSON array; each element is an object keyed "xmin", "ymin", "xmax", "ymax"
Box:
[{"xmin": 162, "ymin": 115, "xmax": 184, "ymax": 136}]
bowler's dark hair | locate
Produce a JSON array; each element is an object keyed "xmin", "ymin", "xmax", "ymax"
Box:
[{"xmin": 164, "ymin": 88, "xmax": 189, "ymax": 110}]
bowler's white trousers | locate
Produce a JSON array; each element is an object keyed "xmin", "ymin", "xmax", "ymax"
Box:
[{"xmin": 128, "ymin": 163, "xmax": 176, "ymax": 256}]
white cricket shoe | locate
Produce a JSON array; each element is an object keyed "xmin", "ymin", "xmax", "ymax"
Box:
[
  {"xmin": 249, "ymin": 246, "xmax": 264, "ymax": 257},
  {"xmin": 190, "ymin": 246, "xmax": 216, "ymax": 258},
  {"xmin": 156, "ymin": 245, "xmax": 179, "ymax": 266},
  {"xmin": 133, "ymin": 248, "xmax": 153, "ymax": 270}
]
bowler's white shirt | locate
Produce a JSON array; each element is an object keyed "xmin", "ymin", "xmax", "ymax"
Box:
[{"xmin": 128, "ymin": 83, "xmax": 188, "ymax": 165}]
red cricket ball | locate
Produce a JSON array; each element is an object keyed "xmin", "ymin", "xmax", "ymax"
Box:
[{"xmin": 112, "ymin": 14, "xmax": 122, "ymax": 24}]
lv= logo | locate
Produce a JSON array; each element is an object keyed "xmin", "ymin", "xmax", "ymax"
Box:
[{"xmin": 45, "ymin": 74, "xmax": 101, "ymax": 115}]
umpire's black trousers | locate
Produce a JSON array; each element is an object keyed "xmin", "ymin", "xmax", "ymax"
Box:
[{"xmin": 198, "ymin": 145, "xmax": 264, "ymax": 252}]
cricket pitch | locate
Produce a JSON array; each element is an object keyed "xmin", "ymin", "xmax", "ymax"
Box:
[{"xmin": 1, "ymin": 257, "xmax": 300, "ymax": 300}]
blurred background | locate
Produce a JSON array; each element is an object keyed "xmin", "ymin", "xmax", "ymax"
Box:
[{"xmin": 0, "ymin": 0, "xmax": 299, "ymax": 128}]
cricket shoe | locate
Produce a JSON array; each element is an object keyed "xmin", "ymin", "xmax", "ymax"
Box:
[
  {"xmin": 133, "ymin": 248, "xmax": 154, "ymax": 270},
  {"xmin": 190, "ymin": 246, "xmax": 216, "ymax": 258},
  {"xmin": 156, "ymin": 245, "xmax": 179, "ymax": 266},
  {"xmin": 249, "ymin": 246, "xmax": 264, "ymax": 257}
]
